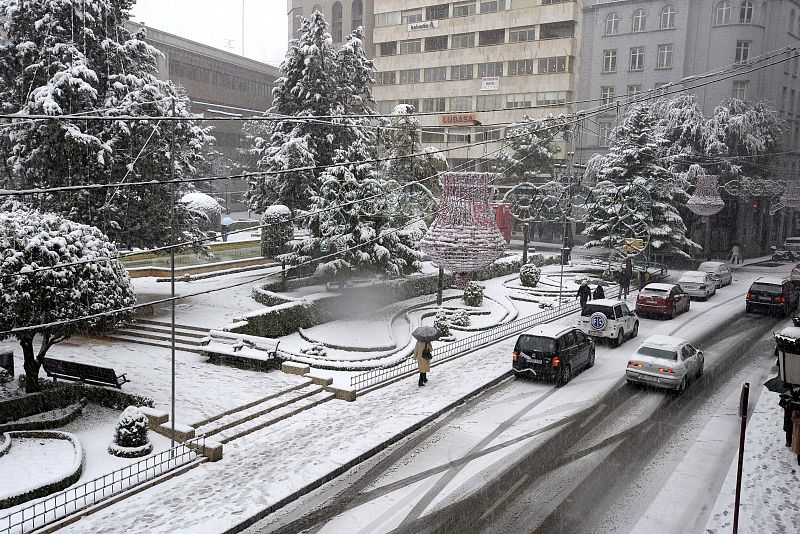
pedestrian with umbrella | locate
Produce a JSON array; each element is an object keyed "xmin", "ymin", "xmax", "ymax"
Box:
[
  {"xmin": 412, "ymin": 326, "xmax": 438, "ymax": 387},
  {"xmin": 221, "ymin": 216, "xmax": 234, "ymax": 242}
]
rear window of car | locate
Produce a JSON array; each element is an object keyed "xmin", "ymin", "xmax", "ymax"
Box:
[
  {"xmin": 680, "ymin": 274, "xmax": 705, "ymax": 282},
  {"xmin": 750, "ymin": 282, "xmax": 782, "ymax": 294},
  {"xmin": 640, "ymin": 287, "xmax": 669, "ymax": 296},
  {"xmin": 581, "ymin": 304, "xmax": 614, "ymax": 317},
  {"xmin": 517, "ymin": 335, "xmax": 557, "ymax": 353},
  {"xmin": 697, "ymin": 263, "xmax": 719, "ymax": 272},
  {"xmin": 637, "ymin": 346, "xmax": 678, "ymax": 360}
]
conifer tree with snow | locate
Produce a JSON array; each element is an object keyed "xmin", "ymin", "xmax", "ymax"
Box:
[
  {"xmin": 109, "ymin": 406, "xmax": 152, "ymax": 458},
  {"xmin": 0, "ymin": 203, "xmax": 136, "ymax": 393},
  {"xmin": 582, "ymin": 104, "xmax": 698, "ymax": 257},
  {"xmin": 0, "ymin": 0, "xmax": 214, "ymax": 250},
  {"xmin": 496, "ymin": 115, "xmax": 569, "ymax": 182}
]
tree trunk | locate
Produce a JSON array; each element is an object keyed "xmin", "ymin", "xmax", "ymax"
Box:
[{"xmin": 20, "ymin": 337, "xmax": 40, "ymax": 393}]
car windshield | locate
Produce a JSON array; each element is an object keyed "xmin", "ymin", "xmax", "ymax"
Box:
[
  {"xmin": 637, "ymin": 346, "xmax": 678, "ymax": 360},
  {"xmin": 581, "ymin": 304, "xmax": 614, "ymax": 317},
  {"xmin": 640, "ymin": 287, "xmax": 669, "ymax": 296},
  {"xmin": 517, "ymin": 335, "xmax": 557, "ymax": 353},
  {"xmin": 750, "ymin": 282, "xmax": 782, "ymax": 294}
]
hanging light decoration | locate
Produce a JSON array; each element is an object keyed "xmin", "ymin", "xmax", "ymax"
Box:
[
  {"xmin": 686, "ymin": 174, "xmax": 725, "ymax": 222},
  {"xmin": 420, "ymin": 173, "xmax": 507, "ymax": 286},
  {"xmin": 781, "ymin": 178, "xmax": 800, "ymax": 208}
]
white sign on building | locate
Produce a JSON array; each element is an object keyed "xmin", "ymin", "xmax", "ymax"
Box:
[
  {"xmin": 481, "ymin": 76, "xmax": 500, "ymax": 91},
  {"xmin": 409, "ymin": 20, "xmax": 438, "ymax": 31}
]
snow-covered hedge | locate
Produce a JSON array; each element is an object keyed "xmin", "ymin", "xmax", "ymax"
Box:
[
  {"xmin": 434, "ymin": 310, "xmax": 451, "ymax": 338},
  {"xmin": 109, "ymin": 406, "xmax": 152, "ymax": 458},
  {"xmin": 449, "ymin": 310, "xmax": 471, "ymax": 327},
  {"xmin": 463, "ymin": 282, "xmax": 485, "ymax": 307},
  {"xmin": 261, "ymin": 205, "xmax": 293, "ymax": 258},
  {"xmin": 520, "ymin": 264, "xmax": 542, "ymax": 287}
]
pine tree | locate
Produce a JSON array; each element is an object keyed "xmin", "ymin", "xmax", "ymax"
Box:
[
  {"xmin": 0, "ymin": 0, "xmax": 214, "ymax": 250},
  {"xmin": 496, "ymin": 115, "xmax": 569, "ymax": 182}
]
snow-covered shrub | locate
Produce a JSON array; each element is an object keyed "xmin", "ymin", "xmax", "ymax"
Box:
[
  {"xmin": 520, "ymin": 264, "xmax": 542, "ymax": 287},
  {"xmin": 180, "ymin": 192, "xmax": 223, "ymax": 230},
  {"xmin": 300, "ymin": 343, "xmax": 328, "ymax": 358},
  {"xmin": 0, "ymin": 369, "xmax": 11, "ymax": 386},
  {"xmin": 449, "ymin": 310, "xmax": 471, "ymax": 327},
  {"xmin": 260, "ymin": 204, "xmax": 293, "ymax": 258},
  {"xmin": 463, "ymin": 282, "xmax": 485, "ymax": 307},
  {"xmin": 109, "ymin": 406, "xmax": 152, "ymax": 458},
  {"xmin": 528, "ymin": 254, "xmax": 545, "ymax": 267},
  {"xmin": 434, "ymin": 311, "xmax": 451, "ymax": 338}
]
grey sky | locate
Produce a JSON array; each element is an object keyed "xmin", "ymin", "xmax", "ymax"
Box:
[{"xmin": 131, "ymin": 0, "xmax": 288, "ymax": 67}]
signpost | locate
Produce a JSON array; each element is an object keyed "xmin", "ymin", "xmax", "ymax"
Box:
[{"xmin": 732, "ymin": 382, "xmax": 750, "ymax": 534}]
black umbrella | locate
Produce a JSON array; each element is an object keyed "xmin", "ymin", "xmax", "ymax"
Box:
[
  {"xmin": 412, "ymin": 326, "xmax": 440, "ymax": 342},
  {"xmin": 764, "ymin": 376, "xmax": 789, "ymax": 394}
]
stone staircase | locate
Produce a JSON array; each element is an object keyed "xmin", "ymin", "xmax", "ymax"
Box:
[
  {"xmin": 190, "ymin": 380, "xmax": 335, "ymax": 443},
  {"xmin": 106, "ymin": 319, "xmax": 208, "ymax": 354}
]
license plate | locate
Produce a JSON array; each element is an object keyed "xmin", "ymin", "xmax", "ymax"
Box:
[
  {"xmin": 590, "ymin": 330, "xmax": 603, "ymax": 335},
  {"xmin": 641, "ymin": 374, "xmax": 657, "ymax": 382},
  {"xmin": 530, "ymin": 358, "xmax": 542, "ymax": 364},
  {"xmin": 759, "ymin": 296, "xmax": 771, "ymax": 302}
]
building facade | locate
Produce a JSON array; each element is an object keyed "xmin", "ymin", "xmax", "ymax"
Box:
[
  {"xmin": 288, "ymin": 0, "xmax": 375, "ymax": 53},
  {"xmin": 370, "ymin": 0, "xmax": 581, "ymax": 175}
]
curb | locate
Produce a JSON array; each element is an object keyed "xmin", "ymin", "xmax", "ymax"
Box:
[{"xmin": 221, "ymin": 370, "xmax": 514, "ymax": 534}]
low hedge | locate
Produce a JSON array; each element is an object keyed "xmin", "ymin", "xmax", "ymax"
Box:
[{"xmin": 0, "ymin": 400, "xmax": 86, "ymax": 433}]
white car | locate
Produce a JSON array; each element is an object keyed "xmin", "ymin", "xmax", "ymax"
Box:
[
  {"xmin": 578, "ymin": 299, "xmax": 639, "ymax": 347},
  {"xmin": 677, "ymin": 271, "xmax": 717, "ymax": 300},
  {"xmin": 697, "ymin": 261, "xmax": 732, "ymax": 288},
  {"xmin": 626, "ymin": 335, "xmax": 704, "ymax": 392}
]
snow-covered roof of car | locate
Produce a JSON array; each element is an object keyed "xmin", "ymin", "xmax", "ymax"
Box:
[
  {"xmin": 698, "ymin": 261, "xmax": 726, "ymax": 268},
  {"xmin": 587, "ymin": 299, "xmax": 624, "ymax": 307},
  {"xmin": 639, "ymin": 334, "xmax": 687, "ymax": 349},
  {"xmin": 778, "ymin": 326, "xmax": 800, "ymax": 339},
  {"xmin": 678, "ymin": 271, "xmax": 708, "ymax": 279},
  {"xmin": 523, "ymin": 324, "xmax": 574, "ymax": 338},
  {"xmin": 642, "ymin": 283, "xmax": 676, "ymax": 291},
  {"xmin": 754, "ymin": 276, "xmax": 786, "ymax": 285}
]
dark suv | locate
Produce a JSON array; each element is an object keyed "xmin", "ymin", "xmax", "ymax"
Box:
[
  {"xmin": 512, "ymin": 325, "xmax": 595, "ymax": 386},
  {"xmin": 746, "ymin": 277, "xmax": 799, "ymax": 316}
]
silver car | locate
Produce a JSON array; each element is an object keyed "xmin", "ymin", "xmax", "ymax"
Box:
[
  {"xmin": 677, "ymin": 271, "xmax": 717, "ymax": 300},
  {"xmin": 697, "ymin": 261, "xmax": 733, "ymax": 288},
  {"xmin": 626, "ymin": 335, "xmax": 704, "ymax": 392}
]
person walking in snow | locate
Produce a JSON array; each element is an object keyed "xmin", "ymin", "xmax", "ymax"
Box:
[
  {"xmin": 593, "ymin": 284, "xmax": 605, "ymax": 300},
  {"xmin": 730, "ymin": 244, "xmax": 742, "ymax": 264},
  {"xmin": 576, "ymin": 280, "xmax": 592, "ymax": 311},
  {"xmin": 414, "ymin": 339, "xmax": 433, "ymax": 387}
]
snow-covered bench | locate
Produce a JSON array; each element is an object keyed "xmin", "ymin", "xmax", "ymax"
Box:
[
  {"xmin": 42, "ymin": 357, "xmax": 129, "ymax": 388},
  {"xmin": 202, "ymin": 331, "xmax": 282, "ymax": 370}
]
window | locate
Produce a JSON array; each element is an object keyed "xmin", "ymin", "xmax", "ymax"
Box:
[
  {"xmin": 476, "ymin": 127, "xmax": 502, "ymax": 141},
  {"xmin": 375, "ymin": 11, "xmax": 401, "ymax": 27},
  {"xmin": 452, "ymin": 32, "xmax": 475, "ymax": 48},
  {"xmin": 627, "ymin": 84, "xmax": 642, "ymax": 100},
  {"xmin": 425, "ymin": 35, "xmax": 448, "ymax": 52},
  {"xmin": 424, "ymin": 67, "xmax": 447, "ymax": 82},
  {"xmin": 505, "ymin": 93, "xmax": 534, "ymax": 109},
  {"xmin": 538, "ymin": 56, "xmax": 570, "ymax": 73},
  {"xmin": 630, "ymin": 47, "xmax": 645, "ymax": 71},
  {"xmin": 735, "ymin": 40, "xmax": 750, "ymax": 63},
  {"xmin": 332, "ymin": 2, "xmax": 343, "ymax": 42},
  {"xmin": 715, "ymin": 1, "xmax": 732, "ymax": 25},
  {"xmin": 732, "ymin": 80, "xmax": 749, "ymax": 100},
  {"xmin": 426, "ymin": 4, "xmax": 450, "ymax": 20},
  {"xmin": 423, "ymin": 98, "xmax": 446, "ymax": 112},
  {"xmin": 312, "ymin": 5, "xmax": 321, "ymax": 14},
  {"xmin": 660, "ymin": 5, "xmax": 676, "ymax": 29},
  {"xmin": 453, "ymin": 1, "xmax": 476, "ymax": 17},
  {"xmin": 601, "ymin": 86, "xmax": 616, "ymax": 105},
  {"xmin": 509, "ymin": 59, "xmax": 535, "ymax": 76},
  {"xmin": 449, "ymin": 96, "xmax": 473, "ymax": 111},
  {"xmin": 632, "ymin": 9, "xmax": 646, "ymax": 32},
  {"xmin": 606, "ymin": 13, "xmax": 620, "ymax": 35},
  {"xmin": 399, "ymin": 69, "xmax": 421, "ymax": 84},
  {"xmin": 399, "ymin": 39, "xmax": 422, "ymax": 54},
  {"xmin": 451, "ymin": 64, "xmax": 474, "ymax": 79},
  {"xmin": 598, "ymin": 121, "xmax": 613, "ymax": 147},
  {"xmin": 657, "ymin": 44, "xmax": 673, "ymax": 69},
  {"xmin": 476, "ymin": 94, "xmax": 503, "ymax": 111},
  {"xmin": 540, "ymin": 21, "xmax": 576, "ymax": 39},
  {"xmin": 479, "ymin": 29, "xmax": 505, "ymax": 46},
  {"xmin": 376, "ymin": 71, "xmax": 396, "ymax": 85},
  {"xmin": 480, "ymin": 0, "xmax": 505, "ymax": 14},
  {"xmin": 379, "ymin": 41, "xmax": 397, "ymax": 56},
  {"xmin": 421, "ymin": 127, "xmax": 446, "ymax": 143},
  {"xmin": 739, "ymin": 1, "xmax": 753, "ymax": 23},
  {"xmin": 448, "ymin": 128, "xmax": 472, "ymax": 142},
  {"xmin": 352, "ymin": 0, "xmax": 363, "ymax": 30},
  {"xmin": 376, "ymin": 101, "xmax": 395, "ymax": 114},
  {"xmin": 510, "ymin": 26, "xmax": 536, "ymax": 42},
  {"xmin": 782, "ymin": 87, "xmax": 787, "ymax": 113},
  {"xmin": 478, "ymin": 62, "xmax": 503, "ymax": 77},
  {"xmin": 399, "ymin": 98, "xmax": 420, "ymax": 111},
  {"xmin": 603, "ymin": 49, "xmax": 618, "ymax": 72},
  {"xmin": 536, "ymin": 91, "xmax": 569, "ymax": 106},
  {"xmin": 792, "ymin": 89, "xmax": 796, "ymax": 115},
  {"xmin": 791, "ymin": 11, "xmax": 796, "ymax": 35},
  {"xmin": 401, "ymin": 9, "xmax": 424, "ymax": 24}
]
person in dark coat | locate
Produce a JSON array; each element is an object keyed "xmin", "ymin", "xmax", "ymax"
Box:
[
  {"xmin": 593, "ymin": 284, "xmax": 605, "ymax": 300},
  {"xmin": 576, "ymin": 280, "xmax": 592, "ymax": 311},
  {"xmin": 414, "ymin": 340, "xmax": 432, "ymax": 386},
  {"xmin": 780, "ymin": 396, "xmax": 794, "ymax": 447}
]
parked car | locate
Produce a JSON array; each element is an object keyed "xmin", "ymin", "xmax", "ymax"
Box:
[
  {"xmin": 783, "ymin": 236, "xmax": 800, "ymax": 252},
  {"xmin": 578, "ymin": 299, "xmax": 639, "ymax": 347},
  {"xmin": 635, "ymin": 283, "xmax": 691, "ymax": 319},
  {"xmin": 677, "ymin": 271, "xmax": 717, "ymax": 300},
  {"xmin": 697, "ymin": 261, "xmax": 732, "ymax": 288},
  {"xmin": 745, "ymin": 277, "xmax": 799, "ymax": 316},
  {"xmin": 790, "ymin": 263, "xmax": 800, "ymax": 283},
  {"xmin": 512, "ymin": 324, "xmax": 595, "ymax": 386},
  {"xmin": 626, "ymin": 335, "xmax": 704, "ymax": 392}
]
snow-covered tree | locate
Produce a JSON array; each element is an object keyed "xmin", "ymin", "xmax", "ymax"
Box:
[
  {"xmin": 496, "ymin": 115, "xmax": 569, "ymax": 182},
  {"xmin": 109, "ymin": 406, "xmax": 152, "ymax": 457},
  {"xmin": 0, "ymin": 0, "xmax": 214, "ymax": 250},
  {"xmin": 333, "ymin": 27, "xmax": 376, "ymax": 150},
  {"xmin": 0, "ymin": 204, "xmax": 136, "ymax": 393},
  {"xmin": 180, "ymin": 192, "xmax": 223, "ymax": 230}
]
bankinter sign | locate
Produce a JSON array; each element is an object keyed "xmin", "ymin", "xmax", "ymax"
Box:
[{"xmin": 440, "ymin": 114, "xmax": 475, "ymax": 125}]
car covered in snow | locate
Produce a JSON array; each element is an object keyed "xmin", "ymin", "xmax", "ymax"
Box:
[
  {"xmin": 626, "ymin": 335, "xmax": 704, "ymax": 392},
  {"xmin": 677, "ymin": 271, "xmax": 717, "ymax": 300},
  {"xmin": 697, "ymin": 261, "xmax": 732, "ymax": 288},
  {"xmin": 635, "ymin": 283, "xmax": 690, "ymax": 319},
  {"xmin": 578, "ymin": 299, "xmax": 639, "ymax": 347},
  {"xmin": 745, "ymin": 277, "xmax": 799, "ymax": 316},
  {"xmin": 513, "ymin": 324, "xmax": 595, "ymax": 386}
]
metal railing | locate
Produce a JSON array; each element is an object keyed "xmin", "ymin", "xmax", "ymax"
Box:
[
  {"xmin": 350, "ymin": 286, "xmax": 622, "ymax": 392},
  {"xmin": 0, "ymin": 436, "xmax": 205, "ymax": 534}
]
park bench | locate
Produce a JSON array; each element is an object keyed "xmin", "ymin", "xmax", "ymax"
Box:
[{"xmin": 42, "ymin": 357, "xmax": 129, "ymax": 388}]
